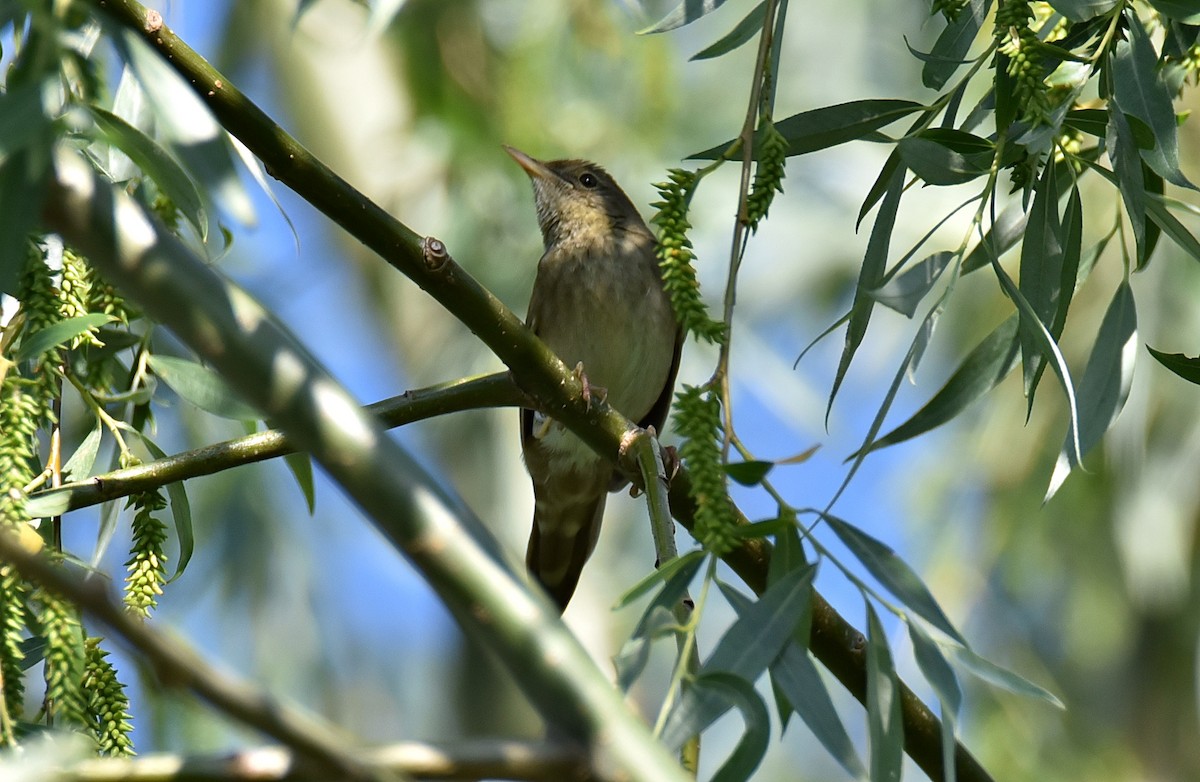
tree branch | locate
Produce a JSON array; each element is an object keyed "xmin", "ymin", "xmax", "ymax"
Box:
[
  {"xmin": 0, "ymin": 530, "xmax": 389, "ymax": 782},
  {"xmin": 26, "ymin": 372, "xmax": 527, "ymax": 516},
  {"xmin": 77, "ymin": 3, "xmax": 993, "ymax": 780},
  {"xmin": 65, "ymin": 739, "xmax": 586, "ymax": 782}
]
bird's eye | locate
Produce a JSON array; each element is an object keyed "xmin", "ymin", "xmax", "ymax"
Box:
[{"xmin": 578, "ymin": 172, "xmax": 599, "ymax": 188}]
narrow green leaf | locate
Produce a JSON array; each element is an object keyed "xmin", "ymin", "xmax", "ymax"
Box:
[
  {"xmin": 869, "ymin": 251, "xmax": 953, "ymax": 317},
  {"xmin": 18, "ymin": 636, "xmax": 47, "ymax": 671},
  {"xmin": 770, "ymin": 642, "xmax": 868, "ymax": 778},
  {"xmin": 115, "ymin": 28, "xmax": 256, "ymax": 228},
  {"xmin": 1147, "ymin": 346, "xmax": 1200, "ymax": 385},
  {"xmin": 991, "ymin": 255, "xmax": 1083, "ymax": 464},
  {"xmin": 0, "ymin": 148, "xmax": 48, "ymax": 296},
  {"xmin": 108, "ymin": 66, "xmax": 154, "ymax": 181},
  {"xmin": 898, "ymin": 129, "xmax": 993, "ymax": 186},
  {"xmin": 147, "ymin": 354, "xmax": 261, "ymax": 420},
  {"xmin": 921, "ymin": 0, "xmax": 992, "ymax": 90},
  {"xmin": 994, "ymin": 51, "xmax": 1017, "ymax": 132},
  {"xmin": 16, "ymin": 314, "xmax": 112, "ymax": 362},
  {"xmin": 949, "ymin": 644, "xmax": 1064, "ymax": 708},
  {"xmin": 767, "ymin": 523, "xmax": 807, "ymax": 590},
  {"xmin": 691, "ymin": 100, "xmax": 925, "ymax": 161},
  {"xmin": 695, "ymin": 672, "xmax": 771, "ymax": 782},
  {"xmin": 908, "ymin": 622, "xmax": 961, "ymax": 782},
  {"xmin": 136, "ymin": 436, "xmax": 194, "ymax": 582},
  {"xmin": 1046, "ymin": 0, "xmax": 1120, "ymax": 21},
  {"xmin": 229, "ymin": 133, "xmax": 300, "ymax": 254},
  {"xmin": 1141, "ymin": 166, "xmax": 1164, "ymax": 270},
  {"xmin": 858, "ymin": 149, "xmax": 903, "ymax": 229},
  {"xmin": 835, "ymin": 302, "xmax": 947, "ymax": 508},
  {"xmin": 661, "ymin": 564, "xmax": 814, "ymax": 749},
  {"xmin": 88, "ymin": 105, "xmax": 208, "ymax": 241},
  {"xmin": 614, "ymin": 549, "xmax": 705, "ymax": 611},
  {"xmin": 1107, "ymin": 106, "xmax": 1147, "ymax": 261},
  {"xmin": 0, "ymin": 81, "xmax": 52, "ymax": 160},
  {"xmin": 1050, "ymin": 187, "xmax": 1083, "ymax": 338},
  {"xmin": 829, "ymin": 165, "xmax": 905, "ymax": 421},
  {"xmin": 724, "ymin": 460, "xmax": 773, "ymax": 486},
  {"xmin": 1147, "ymin": 0, "xmax": 1200, "ymax": 22},
  {"xmin": 908, "ymin": 622, "xmax": 963, "ymax": 716},
  {"xmin": 1112, "ymin": 11, "xmax": 1195, "ymax": 189},
  {"xmin": 823, "ymin": 515, "xmax": 966, "ymax": 645},
  {"xmin": 641, "ymin": 0, "xmax": 728, "ymax": 34},
  {"xmin": 1046, "ymin": 283, "xmax": 1137, "ymax": 499},
  {"xmin": 866, "ymin": 605, "xmax": 903, "ymax": 782},
  {"xmin": 1063, "ymin": 107, "xmax": 1108, "ymax": 138},
  {"xmin": 722, "ymin": 580, "xmax": 864, "ymax": 779},
  {"xmin": 691, "ymin": 1, "xmax": 765, "ymax": 60},
  {"xmin": 283, "ymin": 451, "xmax": 316, "ymax": 514},
  {"xmin": 94, "ymin": 475, "xmax": 123, "ymax": 568},
  {"xmin": 61, "ymin": 424, "xmax": 103, "ymax": 483},
  {"xmin": 857, "ymin": 315, "xmax": 1019, "ymax": 455},
  {"xmin": 614, "ymin": 553, "xmax": 704, "ymax": 691},
  {"xmin": 1145, "ymin": 194, "xmax": 1200, "ymax": 263},
  {"xmin": 962, "ymin": 203, "xmax": 1026, "ymax": 273},
  {"xmin": 704, "ymin": 563, "xmax": 813, "ymax": 674},
  {"xmin": 1019, "ymin": 161, "xmax": 1064, "ymax": 407}
]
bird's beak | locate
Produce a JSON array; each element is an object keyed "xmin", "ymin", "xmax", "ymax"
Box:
[{"xmin": 504, "ymin": 145, "xmax": 555, "ymax": 181}]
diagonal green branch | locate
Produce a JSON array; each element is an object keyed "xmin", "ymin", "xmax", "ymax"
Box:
[
  {"xmin": 79, "ymin": 3, "xmax": 993, "ymax": 780},
  {"xmin": 41, "ymin": 149, "xmax": 693, "ymax": 782}
]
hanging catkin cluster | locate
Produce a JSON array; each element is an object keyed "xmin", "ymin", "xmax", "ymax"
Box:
[
  {"xmin": 995, "ymin": 0, "xmax": 1051, "ymax": 124},
  {"xmin": 124, "ymin": 488, "xmax": 169, "ymax": 619},
  {"xmin": 83, "ymin": 637, "xmax": 135, "ymax": 756},
  {"xmin": 674, "ymin": 385, "xmax": 739, "ymax": 555},
  {"xmin": 651, "ymin": 169, "xmax": 727, "ymax": 344},
  {"xmin": 746, "ymin": 120, "xmax": 788, "ymax": 232}
]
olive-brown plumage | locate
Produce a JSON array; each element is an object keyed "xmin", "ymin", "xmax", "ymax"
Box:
[{"xmin": 507, "ymin": 146, "xmax": 681, "ymax": 612}]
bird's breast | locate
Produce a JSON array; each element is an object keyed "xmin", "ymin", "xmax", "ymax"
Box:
[{"xmin": 533, "ymin": 242, "xmax": 676, "ymax": 427}]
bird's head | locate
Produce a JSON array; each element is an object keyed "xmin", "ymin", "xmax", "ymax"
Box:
[{"xmin": 505, "ymin": 146, "xmax": 647, "ymax": 253}]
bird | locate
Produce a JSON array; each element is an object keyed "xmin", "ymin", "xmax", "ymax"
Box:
[{"xmin": 506, "ymin": 146, "xmax": 682, "ymax": 612}]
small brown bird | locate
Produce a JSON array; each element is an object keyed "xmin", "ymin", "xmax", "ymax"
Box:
[{"xmin": 507, "ymin": 146, "xmax": 682, "ymax": 612}]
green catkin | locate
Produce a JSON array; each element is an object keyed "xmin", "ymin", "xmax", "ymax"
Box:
[
  {"xmin": 59, "ymin": 248, "xmax": 104, "ymax": 348},
  {"xmin": 651, "ymin": 170, "xmax": 727, "ymax": 344},
  {"xmin": 745, "ymin": 120, "xmax": 788, "ymax": 232},
  {"xmin": 674, "ymin": 385, "xmax": 739, "ymax": 555},
  {"xmin": 83, "ymin": 638, "xmax": 135, "ymax": 756},
  {"xmin": 123, "ymin": 490, "xmax": 169, "ymax": 619},
  {"xmin": 995, "ymin": 0, "xmax": 1052, "ymax": 125},
  {"xmin": 0, "ymin": 569, "xmax": 27, "ymax": 737},
  {"xmin": 39, "ymin": 588, "xmax": 88, "ymax": 729}
]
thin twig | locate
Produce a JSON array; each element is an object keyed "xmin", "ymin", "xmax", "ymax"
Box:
[{"xmin": 27, "ymin": 372, "xmax": 528, "ymax": 515}]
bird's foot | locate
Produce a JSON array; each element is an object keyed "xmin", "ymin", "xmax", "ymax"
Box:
[
  {"xmin": 573, "ymin": 362, "xmax": 607, "ymax": 410},
  {"xmin": 661, "ymin": 444, "xmax": 680, "ymax": 483}
]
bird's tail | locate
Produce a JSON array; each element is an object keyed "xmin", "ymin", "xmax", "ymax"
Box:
[{"xmin": 526, "ymin": 489, "xmax": 607, "ymax": 612}]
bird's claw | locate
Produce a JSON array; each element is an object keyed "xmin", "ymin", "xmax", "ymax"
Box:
[{"xmin": 573, "ymin": 362, "xmax": 607, "ymax": 410}]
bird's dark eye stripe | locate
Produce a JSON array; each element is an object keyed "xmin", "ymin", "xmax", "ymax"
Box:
[{"xmin": 579, "ymin": 172, "xmax": 599, "ymax": 188}]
